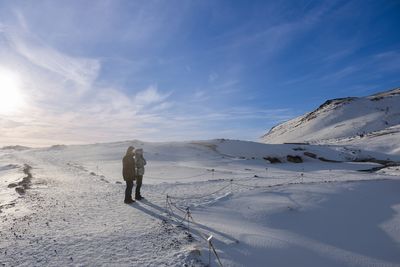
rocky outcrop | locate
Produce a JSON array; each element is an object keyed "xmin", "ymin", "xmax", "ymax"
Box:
[
  {"xmin": 287, "ymin": 155, "xmax": 303, "ymax": 163},
  {"xmin": 8, "ymin": 164, "xmax": 33, "ymax": 195}
]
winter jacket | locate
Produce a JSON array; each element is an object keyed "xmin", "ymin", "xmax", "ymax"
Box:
[
  {"xmin": 135, "ymin": 155, "xmax": 147, "ymax": 176},
  {"xmin": 122, "ymin": 155, "xmax": 136, "ymax": 181}
]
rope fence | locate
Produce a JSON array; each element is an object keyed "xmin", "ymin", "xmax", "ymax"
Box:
[
  {"xmin": 111, "ymin": 166, "xmax": 352, "ymax": 266},
  {"xmin": 168, "ymin": 183, "xmax": 232, "ymax": 200},
  {"xmin": 82, "ymin": 158, "xmax": 387, "ymax": 266},
  {"xmin": 166, "ymin": 195, "xmax": 224, "ymax": 267},
  {"xmin": 145, "ymin": 170, "xmax": 211, "ymax": 180},
  {"xmin": 159, "ymin": 171, "xmax": 313, "ymax": 267},
  {"xmin": 158, "ymin": 169, "xmax": 341, "ymax": 266}
]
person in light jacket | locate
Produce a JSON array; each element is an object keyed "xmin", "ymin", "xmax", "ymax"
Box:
[
  {"xmin": 134, "ymin": 148, "xmax": 146, "ymax": 200},
  {"xmin": 122, "ymin": 146, "xmax": 136, "ymax": 204}
]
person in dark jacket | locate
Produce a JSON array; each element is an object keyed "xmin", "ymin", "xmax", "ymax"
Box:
[
  {"xmin": 134, "ymin": 148, "xmax": 147, "ymax": 200},
  {"xmin": 122, "ymin": 146, "xmax": 136, "ymax": 204}
]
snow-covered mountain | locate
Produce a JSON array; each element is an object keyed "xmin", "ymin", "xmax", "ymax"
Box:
[{"xmin": 262, "ymin": 88, "xmax": 400, "ymax": 154}]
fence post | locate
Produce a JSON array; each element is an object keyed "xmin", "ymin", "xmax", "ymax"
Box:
[
  {"xmin": 165, "ymin": 195, "xmax": 169, "ymax": 216},
  {"xmin": 208, "ymin": 235, "xmax": 213, "ymax": 266},
  {"xmin": 186, "ymin": 207, "xmax": 191, "ymax": 233}
]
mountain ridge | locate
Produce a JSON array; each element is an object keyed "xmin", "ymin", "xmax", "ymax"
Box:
[{"xmin": 262, "ymin": 87, "xmax": 400, "ymax": 155}]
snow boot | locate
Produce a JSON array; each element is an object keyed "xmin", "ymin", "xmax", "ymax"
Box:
[{"xmin": 124, "ymin": 199, "xmax": 135, "ymax": 204}]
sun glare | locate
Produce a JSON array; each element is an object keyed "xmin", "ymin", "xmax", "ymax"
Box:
[{"xmin": 0, "ymin": 67, "xmax": 24, "ymax": 114}]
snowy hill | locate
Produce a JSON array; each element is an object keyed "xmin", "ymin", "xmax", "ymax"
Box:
[
  {"xmin": 262, "ymin": 88, "xmax": 400, "ymax": 154},
  {"xmin": 1, "ymin": 139, "xmax": 400, "ymax": 266}
]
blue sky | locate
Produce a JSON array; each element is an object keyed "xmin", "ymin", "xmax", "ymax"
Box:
[{"xmin": 0, "ymin": 0, "xmax": 399, "ymax": 146}]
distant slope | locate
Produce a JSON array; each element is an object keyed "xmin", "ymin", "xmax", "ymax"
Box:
[{"xmin": 262, "ymin": 88, "xmax": 400, "ymax": 154}]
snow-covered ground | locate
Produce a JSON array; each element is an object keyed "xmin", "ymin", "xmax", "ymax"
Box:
[{"xmin": 1, "ymin": 139, "xmax": 400, "ymax": 266}]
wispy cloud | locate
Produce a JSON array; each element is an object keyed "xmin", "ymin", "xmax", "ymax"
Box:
[
  {"xmin": 0, "ymin": 12, "xmax": 176, "ymax": 145},
  {"xmin": 1, "ymin": 1, "xmax": 397, "ymax": 146},
  {"xmin": 4, "ymin": 22, "xmax": 99, "ymax": 93},
  {"xmin": 212, "ymin": 1, "xmax": 333, "ymax": 59},
  {"xmin": 134, "ymin": 85, "xmax": 170, "ymax": 107},
  {"xmin": 318, "ymin": 65, "xmax": 360, "ymax": 82},
  {"xmin": 315, "ymin": 49, "xmax": 400, "ymax": 85},
  {"xmin": 373, "ymin": 51, "xmax": 400, "ymax": 72}
]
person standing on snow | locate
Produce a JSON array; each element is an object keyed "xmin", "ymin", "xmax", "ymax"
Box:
[
  {"xmin": 134, "ymin": 148, "xmax": 147, "ymax": 200},
  {"xmin": 122, "ymin": 146, "xmax": 136, "ymax": 204}
]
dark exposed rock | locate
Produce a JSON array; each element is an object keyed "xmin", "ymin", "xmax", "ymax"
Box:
[
  {"xmin": 368, "ymin": 88, "xmax": 400, "ymax": 101},
  {"xmin": 358, "ymin": 163, "xmax": 400, "ymax": 173},
  {"xmin": 301, "ymin": 97, "xmax": 356, "ymax": 123},
  {"xmin": 355, "ymin": 157, "xmax": 400, "ymax": 173},
  {"xmin": 318, "ymin": 157, "xmax": 341, "ymax": 163},
  {"xmin": 15, "ymin": 187, "xmax": 25, "ymax": 194},
  {"xmin": 304, "ymin": 152, "xmax": 317, "ymax": 159},
  {"xmin": 287, "ymin": 155, "xmax": 303, "ymax": 163},
  {"xmin": 263, "ymin": 157, "xmax": 282, "ymax": 164},
  {"xmin": 353, "ymin": 157, "xmax": 394, "ymax": 165},
  {"xmin": 12, "ymin": 164, "xmax": 33, "ymax": 195}
]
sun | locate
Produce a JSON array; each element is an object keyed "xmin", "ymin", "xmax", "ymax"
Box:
[{"xmin": 0, "ymin": 67, "xmax": 24, "ymax": 114}]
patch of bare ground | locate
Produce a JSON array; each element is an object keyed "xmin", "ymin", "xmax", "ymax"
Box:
[{"xmin": 7, "ymin": 164, "xmax": 33, "ymax": 195}]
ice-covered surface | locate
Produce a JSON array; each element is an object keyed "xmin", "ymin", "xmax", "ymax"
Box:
[
  {"xmin": 262, "ymin": 88, "xmax": 400, "ymax": 155},
  {"xmin": 1, "ymin": 139, "xmax": 399, "ymax": 266}
]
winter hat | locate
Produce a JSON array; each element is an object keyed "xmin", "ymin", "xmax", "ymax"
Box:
[
  {"xmin": 135, "ymin": 148, "xmax": 143, "ymax": 155},
  {"xmin": 126, "ymin": 146, "xmax": 135, "ymax": 155}
]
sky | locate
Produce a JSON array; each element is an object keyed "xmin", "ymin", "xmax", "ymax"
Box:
[{"xmin": 0, "ymin": 0, "xmax": 399, "ymax": 146}]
